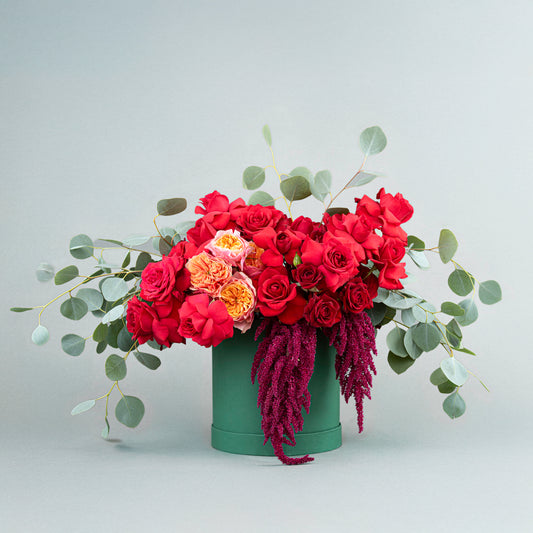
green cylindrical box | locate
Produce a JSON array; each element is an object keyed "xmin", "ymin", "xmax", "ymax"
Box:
[{"xmin": 211, "ymin": 327, "xmax": 342, "ymax": 456}]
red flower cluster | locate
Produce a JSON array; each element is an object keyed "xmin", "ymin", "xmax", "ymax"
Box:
[{"xmin": 126, "ymin": 188, "xmax": 413, "ymax": 348}]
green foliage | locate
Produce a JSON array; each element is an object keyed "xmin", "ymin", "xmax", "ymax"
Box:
[
  {"xmin": 280, "ymin": 175, "xmax": 311, "ymax": 201},
  {"xmin": 123, "ymin": 234, "xmax": 150, "ymax": 247},
  {"xmin": 70, "ymin": 234, "xmax": 94, "ymax": 260},
  {"xmin": 438, "ymin": 229, "xmax": 458, "ymax": 264},
  {"xmin": 71, "ymin": 399, "xmax": 95, "ymax": 416},
  {"xmin": 383, "ymin": 292, "xmax": 421, "ymax": 310},
  {"xmin": 10, "ymin": 307, "xmax": 33, "ymax": 313},
  {"xmin": 242, "ymin": 166, "xmax": 266, "ymax": 190},
  {"xmin": 438, "ymin": 381, "xmax": 456, "ymax": 394},
  {"xmin": 479, "ymin": 280, "xmax": 502, "ymax": 305},
  {"xmin": 407, "ymin": 236, "xmax": 425, "ymax": 250},
  {"xmin": 101, "ymin": 418, "xmax": 110, "ymax": 439},
  {"xmin": 54, "ymin": 265, "xmax": 79, "ymax": 285},
  {"xmin": 347, "ymin": 172, "xmax": 379, "ymax": 188},
  {"xmin": 60, "ymin": 297, "xmax": 88, "ymax": 320},
  {"xmin": 117, "ymin": 327, "xmax": 135, "ymax": 353},
  {"xmin": 101, "ymin": 278, "xmax": 128, "ymax": 302},
  {"xmin": 76, "ymin": 288, "xmax": 103, "ymax": 311},
  {"xmin": 387, "ymin": 351, "xmax": 415, "ymax": 374},
  {"xmin": 430, "ymin": 368, "xmax": 448, "ymax": 386},
  {"xmin": 412, "ymin": 322, "xmax": 441, "ymax": 351},
  {"xmin": 412, "ymin": 301, "xmax": 436, "ymax": 323},
  {"xmin": 262, "ymin": 124, "xmax": 272, "ymax": 146},
  {"xmin": 455, "ymin": 299, "xmax": 478, "ymax": 326},
  {"xmin": 290, "ymin": 167, "xmax": 313, "ymax": 181},
  {"xmin": 157, "ymin": 198, "xmax": 187, "ymax": 216},
  {"xmin": 366, "ymin": 303, "xmax": 386, "ymax": 326},
  {"xmin": 386, "ymin": 327, "xmax": 408, "ymax": 357},
  {"xmin": 31, "ymin": 325, "xmax": 49, "ymax": 345},
  {"xmin": 325, "ymin": 207, "xmax": 350, "ymax": 216},
  {"xmin": 101, "ymin": 304, "xmax": 124, "ymax": 325},
  {"xmin": 404, "ymin": 327, "xmax": 423, "ymax": 359},
  {"xmin": 93, "ymin": 323, "xmax": 108, "ymax": 342},
  {"xmin": 249, "ymin": 191, "xmax": 275, "ymax": 207},
  {"xmin": 443, "ymin": 392, "xmax": 466, "ymax": 419},
  {"xmin": 310, "ymin": 170, "xmax": 332, "ymax": 201},
  {"xmin": 134, "ymin": 351, "xmax": 162, "ymax": 370},
  {"xmin": 135, "ymin": 252, "xmax": 153, "ymax": 273},
  {"xmin": 408, "ymin": 249, "xmax": 430, "ymax": 269},
  {"xmin": 61, "ymin": 334, "xmax": 86, "ymax": 356},
  {"xmin": 448, "ymin": 269, "xmax": 474, "ymax": 296},
  {"xmin": 115, "ymin": 396, "xmax": 145, "ymax": 428},
  {"xmin": 36, "ymin": 262, "xmax": 55, "ymax": 282},
  {"xmin": 441, "ymin": 301, "xmax": 465, "ymax": 316},
  {"xmin": 360, "ymin": 126, "xmax": 387, "ymax": 156},
  {"xmin": 105, "ymin": 354, "xmax": 127, "ymax": 381},
  {"xmin": 440, "ymin": 358, "xmax": 468, "ymax": 386},
  {"xmin": 445, "ymin": 319, "xmax": 462, "ymax": 348}
]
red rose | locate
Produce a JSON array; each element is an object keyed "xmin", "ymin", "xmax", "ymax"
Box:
[
  {"xmin": 303, "ymin": 293, "xmax": 341, "ymax": 328},
  {"xmin": 140, "ymin": 253, "xmax": 184, "ymax": 303},
  {"xmin": 376, "ymin": 237, "xmax": 406, "ymax": 264},
  {"xmin": 342, "ymin": 278, "xmax": 373, "ymax": 314},
  {"xmin": 178, "ymin": 293, "xmax": 234, "ymax": 348},
  {"xmin": 186, "ymin": 212, "xmax": 234, "ymax": 247},
  {"xmin": 256, "ymin": 267, "xmax": 307, "ymax": 325},
  {"xmin": 377, "ymin": 188, "xmax": 414, "ymax": 225},
  {"xmin": 359, "ymin": 267, "xmax": 379, "ymax": 300},
  {"xmin": 253, "ymin": 227, "xmax": 303, "ymax": 267},
  {"xmin": 126, "ymin": 296, "xmax": 156, "ymax": 345},
  {"xmin": 236, "ymin": 205, "xmax": 288, "ymax": 239},
  {"xmin": 378, "ymin": 262, "xmax": 407, "ymax": 290},
  {"xmin": 320, "ymin": 235, "xmax": 360, "ymax": 292},
  {"xmin": 195, "ymin": 191, "xmax": 230, "ymax": 215},
  {"xmin": 355, "ymin": 195, "xmax": 382, "ymax": 229},
  {"xmin": 291, "ymin": 216, "xmax": 326, "ymax": 241},
  {"xmin": 151, "ymin": 298, "xmax": 186, "ymax": 348},
  {"xmin": 292, "ymin": 263, "xmax": 324, "ymax": 290}
]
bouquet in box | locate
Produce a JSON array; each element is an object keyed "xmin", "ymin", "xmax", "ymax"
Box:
[{"xmin": 12, "ymin": 126, "xmax": 502, "ymax": 465}]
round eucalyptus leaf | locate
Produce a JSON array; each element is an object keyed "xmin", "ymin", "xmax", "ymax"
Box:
[
  {"xmin": 407, "ymin": 249, "xmax": 430, "ymax": 270},
  {"xmin": 401, "ymin": 308, "xmax": 418, "ymax": 327},
  {"xmin": 479, "ymin": 280, "xmax": 502, "ymax": 305},
  {"xmin": 105, "ymin": 354, "xmax": 127, "ymax": 381},
  {"xmin": 101, "ymin": 277, "xmax": 128, "ymax": 302},
  {"xmin": 290, "ymin": 166, "xmax": 313, "ymax": 181},
  {"xmin": 310, "ymin": 170, "xmax": 332, "ymax": 201},
  {"xmin": 429, "ymin": 368, "xmax": 448, "ymax": 386},
  {"xmin": 443, "ymin": 392, "xmax": 466, "ymax": 419},
  {"xmin": 31, "ymin": 325, "xmax": 49, "ymax": 345},
  {"xmin": 115, "ymin": 396, "xmax": 145, "ymax": 428},
  {"xmin": 366, "ymin": 304, "xmax": 386, "ymax": 326},
  {"xmin": 61, "ymin": 334, "xmax": 86, "ymax": 356},
  {"xmin": 262, "ymin": 124, "xmax": 272, "ymax": 146},
  {"xmin": 146, "ymin": 339, "xmax": 168, "ymax": 351},
  {"xmin": 360, "ymin": 126, "xmax": 387, "ymax": 156},
  {"xmin": 445, "ymin": 319, "xmax": 462, "ymax": 348},
  {"xmin": 374, "ymin": 287, "xmax": 389, "ymax": 303},
  {"xmin": 386, "ymin": 328, "xmax": 408, "ymax": 357},
  {"xmin": 76, "ymin": 288, "xmax": 103, "ymax": 311},
  {"xmin": 448, "ymin": 269, "xmax": 474, "ymax": 296},
  {"xmin": 346, "ymin": 172, "xmax": 379, "ymax": 188},
  {"xmin": 280, "ymin": 175, "xmax": 311, "ymax": 201},
  {"xmin": 93, "ymin": 323, "xmax": 108, "ymax": 342},
  {"xmin": 117, "ymin": 326, "xmax": 135, "ymax": 353},
  {"xmin": 384, "ymin": 292, "xmax": 421, "ymax": 310},
  {"xmin": 412, "ymin": 301, "xmax": 436, "ymax": 323},
  {"xmin": 36, "ymin": 262, "xmax": 55, "ymax": 282},
  {"xmin": 438, "ymin": 229, "xmax": 458, "ymax": 264},
  {"xmin": 156, "ymin": 198, "xmax": 187, "ymax": 216},
  {"xmin": 135, "ymin": 252, "xmax": 153, "ymax": 272},
  {"xmin": 387, "ymin": 351, "xmax": 415, "ymax": 375},
  {"xmin": 412, "ymin": 322, "xmax": 441, "ymax": 351},
  {"xmin": 101, "ymin": 418, "xmax": 110, "ymax": 439},
  {"xmin": 404, "ymin": 328, "xmax": 423, "ymax": 359},
  {"xmin": 96, "ymin": 341, "xmax": 107, "ymax": 354},
  {"xmin": 69, "ymin": 234, "xmax": 94, "ymax": 260},
  {"xmin": 441, "ymin": 301, "xmax": 465, "ymax": 316},
  {"xmin": 123, "ymin": 234, "xmax": 151, "ymax": 247},
  {"xmin": 441, "ymin": 358, "xmax": 468, "ymax": 386},
  {"xmin": 71, "ymin": 399, "xmax": 96, "ymax": 416},
  {"xmin": 60, "ymin": 297, "xmax": 88, "ymax": 321},
  {"xmin": 249, "ymin": 191, "xmax": 275, "ymax": 207},
  {"xmin": 101, "ymin": 304, "xmax": 125, "ymax": 324},
  {"xmin": 242, "ymin": 166, "xmax": 266, "ymax": 190},
  {"xmin": 455, "ymin": 299, "xmax": 478, "ymax": 326},
  {"xmin": 134, "ymin": 351, "xmax": 162, "ymax": 370},
  {"xmin": 54, "ymin": 265, "xmax": 79, "ymax": 285},
  {"xmin": 438, "ymin": 381, "xmax": 457, "ymax": 394},
  {"xmin": 407, "ymin": 236, "xmax": 425, "ymax": 250}
]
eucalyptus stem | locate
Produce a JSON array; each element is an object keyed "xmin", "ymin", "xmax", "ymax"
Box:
[{"xmin": 325, "ymin": 155, "xmax": 367, "ymax": 212}]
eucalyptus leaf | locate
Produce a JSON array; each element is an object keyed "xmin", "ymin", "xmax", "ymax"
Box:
[
  {"xmin": 36, "ymin": 262, "xmax": 55, "ymax": 282},
  {"xmin": 249, "ymin": 191, "xmax": 275, "ymax": 206},
  {"xmin": 10, "ymin": 307, "xmax": 33, "ymax": 313},
  {"xmin": 262, "ymin": 124, "xmax": 272, "ymax": 146},
  {"xmin": 135, "ymin": 252, "xmax": 153, "ymax": 272},
  {"xmin": 71, "ymin": 399, "xmax": 96, "ymax": 416},
  {"xmin": 31, "ymin": 325, "xmax": 49, "ymax": 345},
  {"xmin": 387, "ymin": 351, "xmax": 415, "ymax": 375},
  {"xmin": 101, "ymin": 304, "xmax": 125, "ymax": 324},
  {"xmin": 455, "ymin": 299, "xmax": 478, "ymax": 326},
  {"xmin": 325, "ymin": 207, "xmax": 350, "ymax": 216},
  {"xmin": 401, "ymin": 308, "xmax": 418, "ymax": 327},
  {"xmin": 69, "ymin": 234, "xmax": 94, "ymax": 260},
  {"xmin": 455, "ymin": 346, "xmax": 476, "ymax": 356},
  {"xmin": 93, "ymin": 323, "xmax": 108, "ymax": 342},
  {"xmin": 101, "ymin": 277, "xmax": 128, "ymax": 302},
  {"xmin": 175, "ymin": 220, "xmax": 195, "ymax": 236},
  {"xmin": 407, "ymin": 236, "xmax": 425, "ymax": 250},
  {"xmin": 366, "ymin": 304, "xmax": 386, "ymax": 326},
  {"xmin": 412, "ymin": 301, "xmax": 436, "ymax": 323},
  {"xmin": 479, "ymin": 280, "xmax": 502, "ymax": 305},
  {"xmin": 280, "ymin": 175, "xmax": 311, "ymax": 201},
  {"xmin": 157, "ymin": 198, "xmax": 187, "ymax": 216},
  {"xmin": 290, "ymin": 167, "xmax": 313, "ymax": 181},
  {"xmin": 117, "ymin": 327, "xmax": 135, "ymax": 353},
  {"xmin": 134, "ymin": 351, "xmax": 162, "ymax": 370},
  {"xmin": 441, "ymin": 301, "xmax": 465, "ymax": 316},
  {"xmin": 105, "ymin": 354, "xmax": 127, "ymax": 381},
  {"xmin": 384, "ymin": 292, "xmax": 421, "ymax": 310},
  {"xmin": 123, "ymin": 234, "xmax": 151, "ymax": 247},
  {"xmin": 404, "ymin": 328, "xmax": 423, "ymax": 359},
  {"xmin": 412, "ymin": 322, "xmax": 441, "ymax": 351},
  {"xmin": 96, "ymin": 341, "xmax": 107, "ymax": 354},
  {"xmin": 310, "ymin": 170, "xmax": 332, "ymax": 201},
  {"xmin": 101, "ymin": 418, "xmax": 110, "ymax": 439},
  {"xmin": 438, "ymin": 381, "xmax": 457, "ymax": 394},
  {"xmin": 242, "ymin": 166, "xmax": 266, "ymax": 190},
  {"xmin": 374, "ymin": 287, "xmax": 390, "ymax": 304},
  {"xmin": 445, "ymin": 319, "xmax": 462, "ymax": 348},
  {"xmin": 430, "ymin": 368, "xmax": 448, "ymax": 386},
  {"xmin": 360, "ymin": 126, "xmax": 387, "ymax": 156},
  {"xmin": 443, "ymin": 392, "xmax": 466, "ymax": 419},
  {"xmin": 408, "ymin": 249, "xmax": 430, "ymax": 269},
  {"xmin": 448, "ymin": 269, "xmax": 474, "ymax": 296},
  {"xmin": 441, "ymin": 358, "xmax": 468, "ymax": 386},
  {"xmin": 60, "ymin": 298, "xmax": 88, "ymax": 320},
  {"xmin": 115, "ymin": 396, "xmax": 145, "ymax": 428},
  {"xmin": 386, "ymin": 327, "xmax": 408, "ymax": 357},
  {"xmin": 61, "ymin": 334, "xmax": 86, "ymax": 356},
  {"xmin": 438, "ymin": 229, "xmax": 458, "ymax": 264},
  {"xmin": 347, "ymin": 172, "xmax": 379, "ymax": 187},
  {"xmin": 106, "ymin": 320, "xmax": 122, "ymax": 348},
  {"xmin": 76, "ymin": 288, "xmax": 103, "ymax": 311},
  {"xmin": 54, "ymin": 265, "xmax": 79, "ymax": 285}
]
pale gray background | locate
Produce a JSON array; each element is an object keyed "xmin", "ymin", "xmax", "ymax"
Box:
[{"xmin": 1, "ymin": 1, "xmax": 532, "ymax": 532}]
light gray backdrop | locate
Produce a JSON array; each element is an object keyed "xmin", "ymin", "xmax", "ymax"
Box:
[{"xmin": 1, "ymin": 1, "xmax": 532, "ymax": 532}]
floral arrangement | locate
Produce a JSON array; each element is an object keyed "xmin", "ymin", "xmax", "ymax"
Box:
[{"xmin": 12, "ymin": 126, "xmax": 502, "ymax": 465}]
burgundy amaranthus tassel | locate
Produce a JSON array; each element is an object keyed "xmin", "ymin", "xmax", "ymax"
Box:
[
  {"xmin": 325, "ymin": 312, "xmax": 377, "ymax": 433},
  {"xmin": 252, "ymin": 319, "xmax": 317, "ymax": 465}
]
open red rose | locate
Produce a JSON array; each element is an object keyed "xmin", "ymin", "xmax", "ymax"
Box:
[
  {"xmin": 236, "ymin": 205, "xmax": 288, "ymax": 239},
  {"xmin": 256, "ymin": 267, "xmax": 306, "ymax": 325},
  {"xmin": 304, "ymin": 293, "xmax": 341, "ymax": 328},
  {"xmin": 178, "ymin": 293, "xmax": 234, "ymax": 348},
  {"xmin": 377, "ymin": 188, "xmax": 413, "ymax": 225},
  {"xmin": 292, "ymin": 262, "xmax": 324, "ymax": 290},
  {"xmin": 342, "ymin": 278, "xmax": 373, "ymax": 314},
  {"xmin": 140, "ymin": 253, "xmax": 184, "ymax": 303},
  {"xmin": 376, "ymin": 237, "xmax": 407, "ymax": 264},
  {"xmin": 253, "ymin": 227, "xmax": 303, "ymax": 267},
  {"xmin": 355, "ymin": 195, "xmax": 382, "ymax": 229},
  {"xmin": 377, "ymin": 261, "xmax": 407, "ymax": 290},
  {"xmin": 195, "ymin": 191, "xmax": 230, "ymax": 215},
  {"xmin": 126, "ymin": 296, "xmax": 156, "ymax": 345}
]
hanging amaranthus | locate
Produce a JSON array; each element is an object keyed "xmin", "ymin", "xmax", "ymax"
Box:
[
  {"xmin": 325, "ymin": 312, "xmax": 377, "ymax": 432},
  {"xmin": 252, "ymin": 319, "xmax": 317, "ymax": 465}
]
